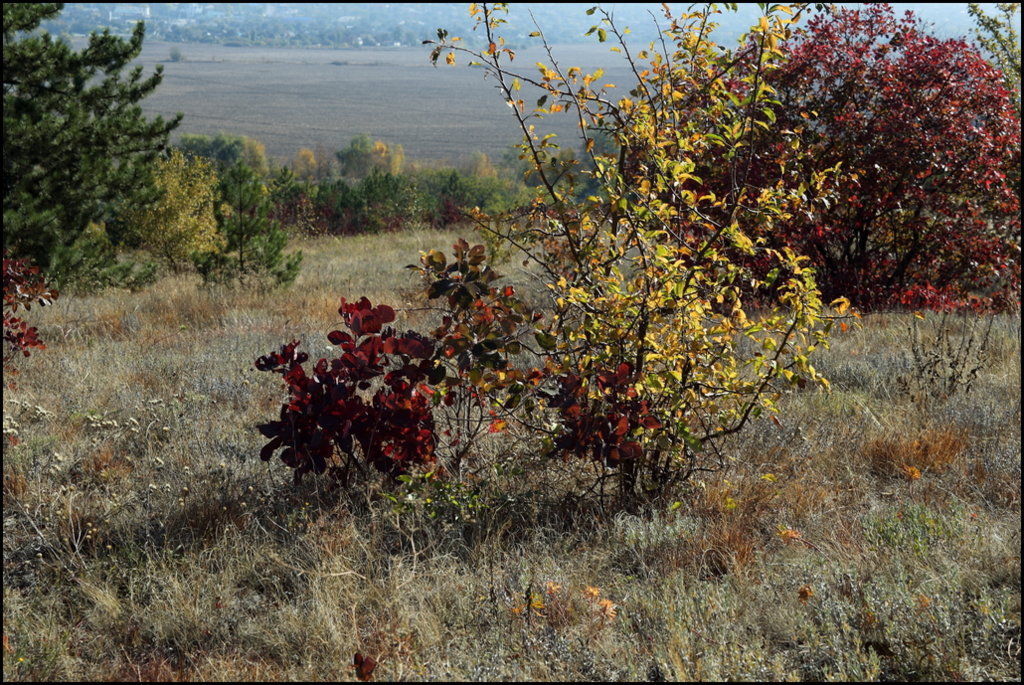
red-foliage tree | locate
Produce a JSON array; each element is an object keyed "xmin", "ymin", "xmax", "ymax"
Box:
[{"xmin": 766, "ymin": 4, "xmax": 1021, "ymax": 311}]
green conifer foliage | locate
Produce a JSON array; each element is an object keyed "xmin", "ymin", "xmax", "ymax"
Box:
[
  {"xmin": 3, "ymin": 3, "xmax": 181, "ymax": 270},
  {"xmin": 194, "ymin": 163, "xmax": 301, "ymax": 287}
]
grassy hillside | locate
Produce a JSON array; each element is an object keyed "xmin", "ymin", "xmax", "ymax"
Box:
[{"xmin": 3, "ymin": 230, "xmax": 1020, "ymax": 681}]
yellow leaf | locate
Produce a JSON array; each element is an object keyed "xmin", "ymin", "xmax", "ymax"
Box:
[
  {"xmin": 445, "ymin": 52, "xmax": 455, "ymax": 66},
  {"xmin": 830, "ymin": 297, "xmax": 850, "ymax": 315},
  {"xmin": 902, "ymin": 465, "xmax": 922, "ymax": 480}
]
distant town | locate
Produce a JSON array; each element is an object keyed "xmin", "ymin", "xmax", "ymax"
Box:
[
  {"xmin": 43, "ymin": 3, "xmax": 996, "ymax": 50},
  {"xmin": 42, "ymin": 3, "xmax": 650, "ymax": 48}
]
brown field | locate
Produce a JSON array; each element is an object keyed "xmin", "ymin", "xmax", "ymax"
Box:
[
  {"xmin": 3, "ymin": 229, "xmax": 1021, "ymax": 681},
  {"xmin": 122, "ymin": 40, "xmax": 634, "ymax": 165}
]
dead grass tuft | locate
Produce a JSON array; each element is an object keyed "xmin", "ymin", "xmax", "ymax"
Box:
[
  {"xmin": 864, "ymin": 426, "xmax": 968, "ymax": 480},
  {"xmin": 3, "ymin": 467, "xmax": 29, "ymax": 501}
]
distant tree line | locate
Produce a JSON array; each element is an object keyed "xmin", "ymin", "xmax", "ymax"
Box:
[{"xmin": 177, "ymin": 131, "xmax": 535, "ymax": 237}]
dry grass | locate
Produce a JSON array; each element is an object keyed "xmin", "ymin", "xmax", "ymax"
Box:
[
  {"xmin": 3, "ymin": 231, "xmax": 1021, "ymax": 681},
  {"xmin": 863, "ymin": 426, "xmax": 968, "ymax": 480}
]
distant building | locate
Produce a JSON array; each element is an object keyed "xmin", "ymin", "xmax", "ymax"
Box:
[{"xmin": 109, "ymin": 5, "xmax": 150, "ymax": 22}]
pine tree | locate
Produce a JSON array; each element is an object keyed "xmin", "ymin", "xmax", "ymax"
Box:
[
  {"xmin": 3, "ymin": 3, "xmax": 181, "ymax": 270},
  {"xmin": 194, "ymin": 162, "xmax": 301, "ymax": 287}
]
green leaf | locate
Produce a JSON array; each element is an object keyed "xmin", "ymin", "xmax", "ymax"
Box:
[{"xmin": 535, "ymin": 331, "xmax": 557, "ymax": 350}]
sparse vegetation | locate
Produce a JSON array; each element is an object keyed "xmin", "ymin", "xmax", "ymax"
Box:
[{"xmin": 2, "ymin": 233, "xmax": 1020, "ymax": 680}]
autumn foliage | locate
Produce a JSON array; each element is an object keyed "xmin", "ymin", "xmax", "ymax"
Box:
[
  {"xmin": 255, "ymin": 297, "xmax": 438, "ymax": 482},
  {"xmin": 120, "ymin": 148, "xmax": 223, "ymax": 270},
  {"xmin": 3, "ymin": 254, "xmax": 57, "ymax": 376},
  {"xmin": 427, "ymin": 3, "xmax": 843, "ymax": 499},
  {"xmin": 256, "ymin": 240, "xmax": 541, "ymax": 483},
  {"xmin": 255, "ymin": 3, "xmax": 1019, "ymax": 507},
  {"xmin": 257, "ymin": 5, "xmax": 848, "ymax": 505},
  {"xmin": 765, "ymin": 4, "xmax": 1021, "ymax": 311}
]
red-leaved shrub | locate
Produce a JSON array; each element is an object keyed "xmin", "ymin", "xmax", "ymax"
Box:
[{"xmin": 3, "ymin": 254, "xmax": 58, "ymax": 377}]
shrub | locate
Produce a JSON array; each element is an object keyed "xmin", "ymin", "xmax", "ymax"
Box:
[
  {"xmin": 3, "ymin": 254, "xmax": 58, "ymax": 378},
  {"xmin": 255, "ymin": 298, "xmax": 438, "ymax": 483},
  {"xmin": 424, "ymin": 4, "xmax": 844, "ymax": 501},
  {"xmin": 119, "ymin": 148, "xmax": 223, "ymax": 271},
  {"xmin": 256, "ymin": 239, "xmax": 541, "ymax": 484},
  {"xmin": 256, "ymin": 5, "xmax": 848, "ymax": 510}
]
